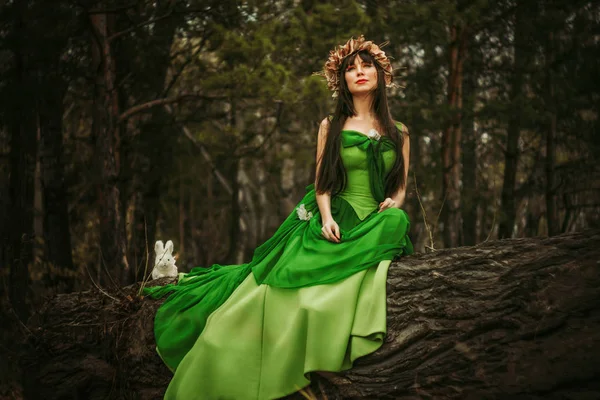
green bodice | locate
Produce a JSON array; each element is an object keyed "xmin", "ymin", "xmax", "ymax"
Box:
[{"xmin": 337, "ymin": 129, "xmax": 397, "ymax": 220}]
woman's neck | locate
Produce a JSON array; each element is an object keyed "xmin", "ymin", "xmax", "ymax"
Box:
[{"xmin": 350, "ymin": 94, "xmax": 375, "ymax": 121}]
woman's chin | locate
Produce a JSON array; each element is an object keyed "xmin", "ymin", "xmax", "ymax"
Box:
[{"xmin": 350, "ymin": 87, "xmax": 375, "ymax": 97}]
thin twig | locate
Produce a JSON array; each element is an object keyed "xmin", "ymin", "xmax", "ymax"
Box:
[
  {"xmin": 9, "ymin": 307, "xmax": 35, "ymax": 337},
  {"xmin": 413, "ymin": 172, "xmax": 435, "ymax": 252},
  {"xmin": 99, "ymin": 248, "xmax": 127, "ymax": 296},
  {"xmin": 107, "ymin": 7, "xmax": 175, "ymax": 42},
  {"xmin": 85, "ymin": 263, "xmax": 119, "ymax": 302},
  {"xmin": 138, "ymin": 217, "xmax": 152, "ymax": 296},
  {"xmin": 435, "ymin": 190, "xmax": 447, "ymax": 230},
  {"xmin": 134, "ymin": 215, "xmax": 147, "ymax": 282},
  {"xmin": 484, "ymin": 175, "xmax": 499, "ymax": 242},
  {"xmin": 164, "ymin": 104, "xmax": 233, "ymax": 194},
  {"xmin": 236, "ymin": 100, "xmax": 285, "ymax": 157},
  {"xmin": 88, "ymin": 2, "xmax": 139, "ymax": 14},
  {"xmin": 162, "ymin": 36, "xmax": 209, "ymax": 97},
  {"xmin": 296, "ymin": 386, "xmax": 318, "ymax": 400}
]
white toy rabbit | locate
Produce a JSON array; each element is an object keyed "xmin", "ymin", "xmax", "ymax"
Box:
[{"xmin": 152, "ymin": 240, "xmax": 178, "ymax": 280}]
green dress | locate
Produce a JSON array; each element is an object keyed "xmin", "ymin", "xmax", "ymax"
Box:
[{"xmin": 144, "ymin": 127, "xmax": 414, "ymax": 399}]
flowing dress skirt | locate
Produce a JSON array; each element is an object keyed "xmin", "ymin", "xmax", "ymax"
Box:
[
  {"xmin": 165, "ymin": 260, "xmax": 391, "ymax": 399},
  {"xmin": 144, "ymin": 186, "xmax": 413, "ymax": 399}
]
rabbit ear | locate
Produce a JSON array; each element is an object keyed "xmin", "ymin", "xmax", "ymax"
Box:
[
  {"xmin": 155, "ymin": 240, "xmax": 164, "ymax": 253},
  {"xmin": 165, "ymin": 240, "xmax": 174, "ymax": 253}
]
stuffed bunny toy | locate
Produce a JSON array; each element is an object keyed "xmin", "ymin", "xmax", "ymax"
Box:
[{"xmin": 152, "ymin": 240, "xmax": 178, "ymax": 280}]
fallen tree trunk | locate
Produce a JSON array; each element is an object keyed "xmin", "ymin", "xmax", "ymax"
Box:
[{"xmin": 20, "ymin": 230, "xmax": 600, "ymax": 399}]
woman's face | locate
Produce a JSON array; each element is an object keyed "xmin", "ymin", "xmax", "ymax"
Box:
[{"xmin": 344, "ymin": 54, "xmax": 378, "ymax": 96}]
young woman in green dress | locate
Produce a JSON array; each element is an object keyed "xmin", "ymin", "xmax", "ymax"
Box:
[{"xmin": 144, "ymin": 35, "xmax": 413, "ymax": 399}]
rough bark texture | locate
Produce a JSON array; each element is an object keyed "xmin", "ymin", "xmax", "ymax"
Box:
[
  {"xmin": 440, "ymin": 23, "xmax": 467, "ymax": 248},
  {"xmin": 20, "ymin": 230, "xmax": 600, "ymax": 400},
  {"xmin": 90, "ymin": 8, "xmax": 129, "ymax": 285}
]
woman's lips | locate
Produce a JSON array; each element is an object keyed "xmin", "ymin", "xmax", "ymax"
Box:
[{"xmin": 356, "ymin": 79, "xmax": 368, "ymax": 84}]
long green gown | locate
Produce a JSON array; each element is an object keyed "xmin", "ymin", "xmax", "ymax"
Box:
[{"xmin": 144, "ymin": 126, "xmax": 414, "ymax": 399}]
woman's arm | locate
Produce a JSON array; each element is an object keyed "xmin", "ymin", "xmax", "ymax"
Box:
[
  {"xmin": 392, "ymin": 124, "xmax": 411, "ymax": 207},
  {"xmin": 315, "ymin": 118, "xmax": 340, "ymax": 242},
  {"xmin": 379, "ymin": 124, "xmax": 411, "ymax": 211}
]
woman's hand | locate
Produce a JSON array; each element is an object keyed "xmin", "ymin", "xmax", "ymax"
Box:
[
  {"xmin": 321, "ymin": 218, "xmax": 341, "ymax": 243},
  {"xmin": 378, "ymin": 197, "xmax": 398, "ymax": 213}
]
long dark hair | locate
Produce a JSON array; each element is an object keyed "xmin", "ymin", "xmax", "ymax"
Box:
[{"xmin": 316, "ymin": 50, "xmax": 407, "ymax": 198}]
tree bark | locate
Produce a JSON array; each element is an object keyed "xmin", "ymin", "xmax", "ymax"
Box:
[
  {"xmin": 498, "ymin": 2, "xmax": 532, "ymax": 239},
  {"xmin": 525, "ymin": 195, "xmax": 544, "ymax": 237},
  {"xmin": 441, "ymin": 23, "xmax": 467, "ymax": 248},
  {"xmin": 90, "ymin": 7, "xmax": 129, "ymax": 285},
  {"xmin": 460, "ymin": 39, "xmax": 478, "ymax": 246},
  {"xmin": 38, "ymin": 66, "xmax": 75, "ymax": 290},
  {"xmin": 20, "ymin": 230, "xmax": 600, "ymax": 399},
  {"xmin": 545, "ymin": 30, "xmax": 559, "ymax": 237},
  {"xmin": 311, "ymin": 230, "xmax": 600, "ymax": 399},
  {"xmin": 7, "ymin": 0, "xmax": 36, "ymax": 322}
]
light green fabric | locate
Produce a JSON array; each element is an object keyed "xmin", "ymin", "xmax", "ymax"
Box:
[
  {"xmin": 143, "ymin": 127, "xmax": 413, "ymax": 398},
  {"xmin": 164, "ymin": 261, "xmax": 391, "ymax": 400}
]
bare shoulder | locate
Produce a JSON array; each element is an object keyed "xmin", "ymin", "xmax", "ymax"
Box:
[
  {"xmin": 393, "ymin": 120, "xmax": 410, "ymax": 136},
  {"xmin": 318, "ymin": 117, "xmax": 331, "ymax": 138}
]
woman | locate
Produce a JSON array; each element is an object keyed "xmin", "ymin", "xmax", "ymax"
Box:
[{"xmin": 144, "ymin": 35, "xmax": 413, "ymax": 399}]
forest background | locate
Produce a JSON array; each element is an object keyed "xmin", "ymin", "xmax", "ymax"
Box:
[{"xmin": 0, "ymin": 0, "xmax": 599, "ymax": 396}]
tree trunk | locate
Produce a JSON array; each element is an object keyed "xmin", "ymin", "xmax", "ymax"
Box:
[
  {"xmin": 7, "ymin": 0, "xmax": 36, "ymax": 322},
  {"xmin": 545, "ymin": 31, "xmax": 559, "ymax": 237},
  {"xmin": 498, "ymin": 2, "xmax": 531, "ymax": 239},
  {"xmin": 460, "ymin": 39, "xmax": 478, "ymax": 246},
  {"xmin": 38, "ymin": 67, "xmax": 75, "ymax": 291},
  {"xmin": 20, "ymin": 230, "xmax": 600, "ymax": 399},
  {"xmin": 226, "ymin": 157, "xmax": 242, "ymax": 264},
  {"xmin": 525, "ymin": 195, "xmax": 544, "ymax": 237},
  {"xmin": 0, "ymin": 137, "xmax": 9, "ymax": 288},
  {"xmin": 440, "ymin": 23, "xmax": 467, "ymax": 248},
  {"xmin": 226, "ymin": 96, "xmax": 242, "ymax": 264},
  {"xmin": 129, "ymin": 124, "xmax": 168, "ymax": 282},
  {"xmin": 90, "ymin": 8, "xmax": 129, "ymax": 285}
]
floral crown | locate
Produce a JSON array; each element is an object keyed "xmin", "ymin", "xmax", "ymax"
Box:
[{"xmin": 313, "ymin": 35, "xmax": 396, "ymax": 97}]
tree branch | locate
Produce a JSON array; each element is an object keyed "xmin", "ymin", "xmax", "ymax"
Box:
[
  {"xmin": 87, "ymin": 2, "xmax": 140, "ymax": 14},
  {"xmin": 118, "ymin": 93, "xmax": 226, "ymax": 123},
  {"xmin": 107, "ymin": 5, "xmax": 175, "ymax": 42}
]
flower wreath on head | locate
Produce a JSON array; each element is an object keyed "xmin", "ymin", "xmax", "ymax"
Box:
[{"xmin": 313, "ymin": 35, "xmax": 401, "ymax": 98}]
